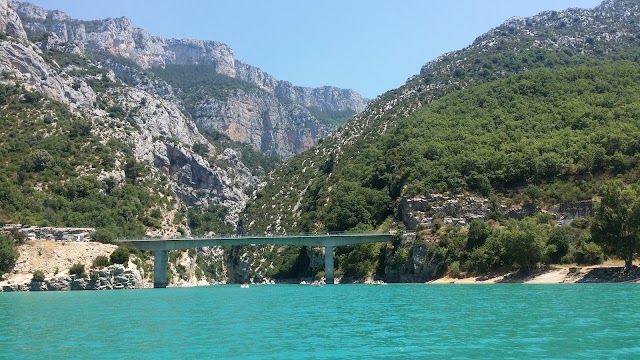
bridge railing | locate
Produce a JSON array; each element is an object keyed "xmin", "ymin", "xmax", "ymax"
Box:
[{"xmin": 115, "ymin": 230, "xmax": 398, "ymax": 242}]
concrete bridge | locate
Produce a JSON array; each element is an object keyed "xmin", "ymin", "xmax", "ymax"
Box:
[{"xmin": 117, "ymin": 233, "xmax": 395, "ymax": 288}]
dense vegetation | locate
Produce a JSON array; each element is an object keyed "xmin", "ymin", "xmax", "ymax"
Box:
[
  {"xmin": 248, "ymin": 63, "xmax": 640, "ymax": 234},
  {"xmin": 152, "ymin": 64, "xmax": 261, "ymax": 101},
  {"xmin": 243, "ymin": 0, "xmax": 640, "ymax": 235},
  {"xmin": 187, "ymin": 204, "xmax": 233, "ymax": 236},
  {"xmin": 241, "ymin": 62, "xmax": 640, "ymax": 280},
  {"xmin": 411, "ymin": 215, "xmax": 601, "ymax": 280},
  {"xmin": 591, "ymin": 180, "xmax": 640, "ymax": 270},
  {"xmin": 0, "ymin": 84, "xmax": 166, "ymax": 240},
  {"xmin": 339, "ymin": 63, "xmax": 640, "ymax": 197},
  {"xmin": 305, "ymin": 106, "xmax": 356, "ymax": 127}
]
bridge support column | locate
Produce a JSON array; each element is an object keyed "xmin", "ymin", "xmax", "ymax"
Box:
[
  {"xmin": 325, "ymin": 246, "xmax": 334, "ymax": 284},
  {"xmin": 153, "ymin": 250, "xmax": 168, "ymax": 288}
]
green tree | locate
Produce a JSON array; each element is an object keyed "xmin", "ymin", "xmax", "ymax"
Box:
[
  {"xmin": 337, "ymin": 243, "xmax": 381, "ymax": 278},
  {"xmin": 502, "ymin": 218, "xmax": 548, "ymax": 273},
  {"xmin": 547, "ymin": 227, "xmax": 573, "ymax": 263},
  {"xmin": 324, "ymin": 181, "xmax": 391, "ymax": 232},
  {"xmin": 591, "ymin": 180, "xmax": 640, "ymax": 270},
  {"xmin": 24, "ymin": 149, "xmax": 54, "ymax": 172},
  {"xmin": 91, "ymin": 228, "xmax": 115, "ymax": 244},
  {"xmin": 0, "ymin": 233, "xmax": 19, "ymax": 272},
  {"xmin": 466, "ymin": 220, "xmax": 491, "ymax": 250}
]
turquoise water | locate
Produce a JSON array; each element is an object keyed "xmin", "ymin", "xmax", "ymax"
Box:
[{"xmin": 1, "ymin": 284, "xmax": 639, "ymax": 359}]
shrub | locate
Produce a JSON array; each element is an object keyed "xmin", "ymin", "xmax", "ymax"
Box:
[
  {"xmin": 150, "ymin": 209, "xmax": 162, "ymax": 219},
  {"xmin": 92, "ymin": 255, "xmax": 111, "ymax": 268},
  {"xmin": 69, "ymin": 262, "xmax": 85, "ymax": 277},
  {"xmin": 447, "ymin": 261, "xmax": 462, "ymax": 278},
  {"xmin": 110, "ymin": 246, "xmax": 130, "ymax": 264},
  {"xmin": 575, "ymin": 242, "xmax": 604, "ymax": 265},
  {"xmin": 466, "ymin": 220, "xmax": 491, "ymax": 250},
  {"xmin": 32, "ymin": 270, "xmax": 45, "ymax": 282}
]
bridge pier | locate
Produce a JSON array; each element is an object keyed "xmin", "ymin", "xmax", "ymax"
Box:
[
  {"xmin": 153, "ymin": 250, "xmax": 168, "ymax": 288},
  {"xmin": 325, "ymin": 245, "xmax": 334, "ymax": 284}
]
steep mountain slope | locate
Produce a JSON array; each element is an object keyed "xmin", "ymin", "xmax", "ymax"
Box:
[
  {"xmin": 243, "ymin": 0, "xmax": 640, "ymax": 234},
  {"xmin": 0, "ymin": 0, "xmax": 255, "ymax": 236},
  {"xmin": 10, "ymin": 0, "xmax": 368, "ymax": 159}
]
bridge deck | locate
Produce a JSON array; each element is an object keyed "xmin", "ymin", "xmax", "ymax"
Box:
[{"xmin": 116, "ymin": 233, "xmax": 395, "ymax": 251}]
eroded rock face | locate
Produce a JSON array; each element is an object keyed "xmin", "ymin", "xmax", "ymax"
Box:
[
  {"xmin": 101, "ymin": 87, "xmax": 258, "ymax": 224},
  {"xmin": 401, "ymin": 194, "xmax": 490, "ymax": 230},
  {"xmin": 0, "ymin": 38, "xmax": 96, "ymax": 108},
  {"xmin": 187, "ymin": 90, "xmax": 328, "ymax": 158}
]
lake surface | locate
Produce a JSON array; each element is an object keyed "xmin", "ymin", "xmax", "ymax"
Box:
[{"xmin": 1, "ymin": 284, "xmax": 639, "ymax": 359}]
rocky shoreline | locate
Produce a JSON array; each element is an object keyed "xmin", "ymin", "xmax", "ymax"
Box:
[
  {"xmin": 1, "ymin": 263, "xmax": 145, "ymax": 292},
  {"xmin": 2, "ymin": 240, "xmax": 638, "ymax": 292},
  {"xmin": 0, "ymin": 240, "xmax": 150, "ymax": 292}
]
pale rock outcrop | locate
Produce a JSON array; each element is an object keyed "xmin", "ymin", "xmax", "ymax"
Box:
[
  {"xmin": 1, "ymin": 263, "xmax": 145, "ymax": 291},
  {"xmin": 0, "ymin": 0, "xmax": 27, "ymax": 40},
  {"xmin": 187, "ymin": 89, "xmax": 327, "ymax": 158},
  {"xmin": 0, "ymin": 38, "xmax": 96, "ymax": 108},
  {"xmin": 401, "ymin": 194, "xmax": 489, "ymax": 230},
  {"xmin": 104, "ymin": 87, "xmax": 257, "ymax": 223},
  {"xmin": 275, "ymin": 83, "xmax": 368, "ymax": 113},
  {"xmin": 11, "ymin": 2, "xmax": 237, "ymax": 75}
]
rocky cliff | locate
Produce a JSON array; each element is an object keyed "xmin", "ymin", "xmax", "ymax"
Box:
[
  {"xmin": 0, "ymin": 0, "xmax": 27, "ymax": 40},
  {"xmin": 10, "ymin": 0, "xmax": 368, "ymax": 158}
]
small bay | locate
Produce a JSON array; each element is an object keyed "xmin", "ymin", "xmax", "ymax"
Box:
[{"xmin": 1, "ymin": 284, "xmax": 638, "ymax": 359}]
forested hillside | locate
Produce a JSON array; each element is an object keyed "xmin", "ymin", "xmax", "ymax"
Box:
[
  {"xmin": 243, "ymin": 0, "xmax": 640, "ymax": 235},
  {"xmin": 244, "ymin": 63, "xmax": 640, "ymax": 232},
  {"xmin": 239, "ymin": 0, "xmax": 640, "ymax": 282}
]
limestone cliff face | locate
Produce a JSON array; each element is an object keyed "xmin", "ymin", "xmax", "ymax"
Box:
[
  {"xmin": 234, "ymin": 59, "xmax": 367, "ymax": 113},
  {"xmin": 186, "ymin": 89, "xmax": 327, "ymax": 158},
  {"xmin": 0, "ymin": 0, "xmax": 27, "ymax": 40},
  {"xmin": 0, "ymin": 0, "xmax": 95, "ymax": 107},
  {"xmin": 10, "ymin": 2, "xmax": 237, "ymax": 75},
  {"xmin": 11, "ymin": 0, "xmax": 368, "ymax": 158},
  {"xmin": 97, "ymin": 87, "xmax": 257, "ymax": 224}
]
